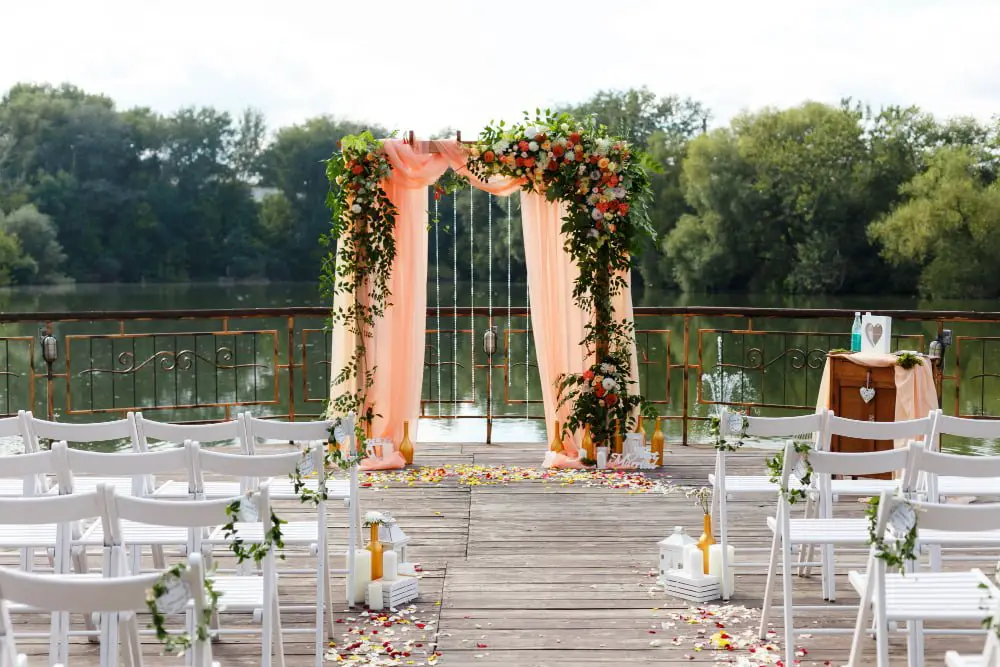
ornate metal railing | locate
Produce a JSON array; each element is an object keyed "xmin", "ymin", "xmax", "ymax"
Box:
[{"xmin": 2, "ymin": 305, "xmax": 999, "ymax": 443}]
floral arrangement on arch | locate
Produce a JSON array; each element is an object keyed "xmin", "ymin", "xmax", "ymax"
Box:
[{"xmin": 465, "ymin": 111, "xmax": 657, "ymax": 445}]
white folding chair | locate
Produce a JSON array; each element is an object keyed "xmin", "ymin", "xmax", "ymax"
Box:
[
  {"xmin": 848, "ymin": 493, "xmax": 1000, "ymax": 667},
  {"xmin": 820, "ymin": 413, "xmax": 935, "ymax": 499},
  {"xmin": 56, "ymin": 442, "xmax": 192, "ymax": 573},
  {"xmin": 137, "ymin": 413, "xmax": 248, "ymax": 499},
  {"xmin": 195, "ymin": 441, "xmax": 331, "ymax": 665},
  {"xmin": 927, "ymin": 410, "xmax": 1000, "ymax": 498},
  {"xmin": 22, "ymin": 413, "xmax": 143, "ymax": 495},
  {"xmin": 759, "ymin": 441, "xmax": 912, "ymax": 665},
  {"xmin": 905, "ymin": 442, "xmax": 1000, "ymax": 571},
  {"xmin": 242, "ymin": 414, "xmax": 361, "ymax": 569},
  {"xmin": 0, "ymin": 413, "xmax": 30, "ymax": 496},
  {"xmin": 0, "ymin": 488, "xmax": 106, "ymax": 663},
  {"xmin": 945, "ymin": 593, "xmax": 1000, "ymax": 667},
  {"xmin": 709, "ymin": 409, "xmax": 829, "ymax": 599},
  {"xmin": 0, "ymin": 552, "xmax": 213, "ymax": 667},
  {"xmin": 0, "ymin": 450, "xmax": 70, "ymax": 572},
  {"xmin": 103, "ymin": 483, "xmax": 284, "ymax": 667}
]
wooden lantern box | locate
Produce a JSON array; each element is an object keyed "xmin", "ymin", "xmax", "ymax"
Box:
[{"xmin": 828, "ymin": 356, "xmax": 895, "ymax": 479}]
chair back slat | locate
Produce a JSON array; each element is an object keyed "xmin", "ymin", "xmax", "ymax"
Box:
[
  {"xmin": 246, "ymin": 416, "xmax": 332, "ymax": 443},
  {"xmin": 196, "ymin": 444, "xmax": 310, "ymax": 478},
  {"xmin": 0, "ymin": 450, "xmax": 56, "ymax": 479},
  {"xmin": 0, "ymin": 567, "xmax": 161, "ymax": 613},
  {"xmin": 0, "ymin": 415, "xmax": 21, "ymax": 439},
  {"xmin": 879, "ymin": 494, "xmax": 1000, "ymax": 533},
  {"xmin": 913, "ymin": 444, "xmax": 1000, "ymax": 479},
  {"xmin": 806, "ymin": 448, "xmax": 910, "ymax": 477},
  {"xmin": 111, "ymin": 493, "xmax": 236, "ymax": 529},
  {"xmin": 0, "ymin": 489, "xmax": 102, "ymax": 526},
  {"xmin": 137, "ymin": 415, "xmax": 241, "ymax": 445},
  {"xmin": 27, "ymin": 416, "xmax": 134, "ymax": 444},
  {"xmin": 934, "ymin": 412, "xmax": 1000, "ymax": 440},
  {"xmin": 826, "ymin": 414, "xmax": 933, "ymax": 441},
  {"xmin": 60, "ymin": 446, "xmax": 187, "ymax": 477},
  {"xmin": 745, "ymin": 411, "xmax": 827, "ymax": 439}
]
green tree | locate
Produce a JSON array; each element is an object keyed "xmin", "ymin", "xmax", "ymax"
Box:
[
  {"xmin": 869, "ymin": 146, "xmax": 1000, "ymax": 298},
  {"xmin": 0, "ymin": 229, "xmax": 22, "ymax": 285},
  {"xmin": 0, "ymin": 204, "xmax": 66, "ymax": 283}
]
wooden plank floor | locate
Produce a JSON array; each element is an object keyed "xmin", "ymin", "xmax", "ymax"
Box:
[{"xmin": 5, "ymin": 442, "xmax": 992, "ymax": 665}]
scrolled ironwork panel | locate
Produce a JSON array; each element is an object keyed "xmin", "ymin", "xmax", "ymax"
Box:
[
  {"xmin": 697, "ymin": 329, "xmax": 925, "ymax": 411},
  {"xmin": 0, "ymin": 337, "xmax": 35, "ymax": 417},
  {"xmin": 954, "ymin": 336, "xmax": 1000, "ymax": 418},
  {"xmin": 301, "ymin": 328, "xmax": 332, "ymax": 404},
  {"xmin": 65, "ymin": 330, "xmax": 279, "ymax": 414}
]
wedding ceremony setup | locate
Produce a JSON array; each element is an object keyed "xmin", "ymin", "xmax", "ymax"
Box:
[{"xmin": 5, "ymin": 112, "xmax": 1000, "ymax": 667}]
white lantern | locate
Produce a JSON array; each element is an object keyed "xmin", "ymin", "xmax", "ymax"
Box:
[
  {"xmin": 659, "ymin": 526, "xmax": 695, "ymax": 578},
  {"xmin": 378, "ymin": 522, "xmax": 410, "ymax": 564}
]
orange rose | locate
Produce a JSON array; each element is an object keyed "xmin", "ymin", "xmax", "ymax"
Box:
[{"xmin": 483, "ymin": 150, "xmax": 495, "ymax": 163}]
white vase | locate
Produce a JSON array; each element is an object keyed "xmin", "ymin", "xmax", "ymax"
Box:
[{"xmin": 596, "ymin": 446, "xmax": 609, "ymax": 469}]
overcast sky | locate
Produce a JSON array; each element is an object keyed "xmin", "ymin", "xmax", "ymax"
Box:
[{"xmin": 3, "ymin": 0, "xmax": 998, "ymax": 137}]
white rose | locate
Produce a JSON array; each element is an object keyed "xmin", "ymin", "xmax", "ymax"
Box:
[
  {"xmin": 351, "ymin": 204, "xmax": 362, "ymax": 214},
  {"xmin": 565, "ymin": 152, "xmax": 575, "ymax": 162},
  {"xmin": 528, "ymin": 141, "xmax": 539, "ymax": 152},
  {"xmin": 524, "ymin": 126, "xmax": 537, "ymax": 138},
  {"xmin": 602, "ymin": 377, "xmax": 617, "ymax": 392},
  {"xmin": 560, "ymin": 123, "xmax": 569, "ymax": 131},
  {"xmin": 591, "ymin": 208, "xmax": 603, "ymax": 221},
  {"xmin": 578, "ymin": 166, "xmax": 587, "ymax": 175},
  {"xmin": 613, "ymin": 187, "xmax": 626, "ymax": 199}
]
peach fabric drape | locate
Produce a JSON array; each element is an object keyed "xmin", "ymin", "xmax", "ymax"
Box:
[
  {"xmin": 329, "ymin": 138, "xmax": 641, "ymax": 470},
  {"xmin": 815, "ymin": 352, "xmax": 938, "ymax": 448}
]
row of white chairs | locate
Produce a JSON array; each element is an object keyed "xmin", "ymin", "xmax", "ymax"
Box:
[
  {"xmin": 0, "ymin": 412, "xmax": 361, "ymax": 667},
  {"xmin": 0, "ymin": 480, "xmax": 287, "ymax": 666},
  {"xmin": 766, "ymin": 438, "xmax": 1000, "ymax": 666}
]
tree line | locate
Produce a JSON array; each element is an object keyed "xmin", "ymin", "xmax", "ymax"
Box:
[{"xmin": 0, "ymin": 83, "xmax": 997, "ymax": 298}]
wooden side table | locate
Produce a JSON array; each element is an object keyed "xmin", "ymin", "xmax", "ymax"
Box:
[{"xmin": 828, "ymin": 356, "xmax": 896, "ymax": 478}]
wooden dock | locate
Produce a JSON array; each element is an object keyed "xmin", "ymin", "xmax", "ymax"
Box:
[{"xmin": 5, "ymin": 442, "xmax": 992, "ymax": 665}]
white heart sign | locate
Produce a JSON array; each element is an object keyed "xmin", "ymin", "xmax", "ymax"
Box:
[
  {"xmin": 238, "ymin": 495, "xmax": 259, "ymax": 523},
  {"xmin": 860, "ymin": 386, "xmax": 876, "ymax": 404},
  {"xmin": 158, "ymin": 574, "xmax": 191, "ymax": 614},
  {"xmin": 888, "ymin": 502, "xmax": 916, "ymax": 536},
  {"xmin": 865, "ymin": 323, "xmax": 884, "ymax": 347}
]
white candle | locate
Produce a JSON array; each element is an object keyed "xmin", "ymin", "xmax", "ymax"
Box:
[
  {"xmin": 708, "ymin": 544, "xmax": 736, "ymax": 597},
  {"xmin": 683, "ymin": 544, "xmax": 704, "ymax": 579},
  {"xmin": 383, "ymin": 550, "xmax": 398, "ymax": 581},
  {"xmin": 596, "ymin": 447, "xmax": 609, "ymax": 469},
  {"xmin": 367, "ymin": 581, "xmax": 383, "ymax": 610},
  {"xmin": 348, "ymin": 549, "xmax": 371, "ymax": 605}
]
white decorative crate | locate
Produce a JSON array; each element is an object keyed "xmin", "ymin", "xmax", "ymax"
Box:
[
  {"xmin": 366, "ymin": 576, "xmax": 419, "ymax": 608},
  {"xmin": 662, "ymin": 570, "xmax": 721, "ymax": 603}
]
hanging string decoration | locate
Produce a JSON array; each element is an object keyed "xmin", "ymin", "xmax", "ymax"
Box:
[{"xmin": 466, "ymin": 112, "xmax": 657, "ymax": 447}]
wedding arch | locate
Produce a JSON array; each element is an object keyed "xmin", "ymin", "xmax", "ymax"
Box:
[{"xmin": 324, "ymin": 112, "xmax": 655, "ymax": 464}]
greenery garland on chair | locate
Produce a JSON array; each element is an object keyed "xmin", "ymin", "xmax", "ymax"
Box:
[
  {"xmin": 709, "ymin": 412, "xmax": 749, "ymax": 452},
  {"xmin": 146, "ymin": 562, "xmax": 220, "ymax": 654},
  {"xmin": 765, "ymin": 441, "xmax": 814, "ymax": 504},
  {"xmin": 325, "ymin": 113, "xmax": 658, "ymax": 450},
  {"xmin": 221, "ymin": 493, "xmax": 287, "ymax": 565},
  {"xmin": 864, "ymin": 495, "xmax": 919, "ymax": 572}
]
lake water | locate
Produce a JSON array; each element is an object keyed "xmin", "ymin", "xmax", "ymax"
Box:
[{"xmin": 3, "ymin": 281, "xmax": 1000, "ymax": 453}]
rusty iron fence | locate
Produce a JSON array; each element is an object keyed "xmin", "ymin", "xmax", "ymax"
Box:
[{"xmin": 1, "ymin": 305, "xmax": 998, "ymax": 443}]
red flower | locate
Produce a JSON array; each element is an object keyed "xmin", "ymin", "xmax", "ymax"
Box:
[
  {"xmin": 518, "ymin": 141, "xmax": 529, "ymax": 151},
  {"xmin": 535, "ymin": 132, "xmax": 546, "ymax": 142},
  {"xmin": 609, "ymin": 175, "xmax": 619, "ymax": 186},
  {"xmin": 569, "ymin": 132, "xmax": 582, "ymax": 143},
  {"xmin": 583, "ymin": 370, "xmax": 594, "ymax": 380},
  {"xmin": 523, "ymin": 157, "xmax": 535, "ymax": 167},
  {"xmin": 620, "ymin": 204, "xmax": 630, "ymax": 215},
  {"xmin": 547, "ymin": 160, "xmax": 559, "ymax": 171},
  {"xmin": 515, "ymin": 157, "xmax": 524, "ymax": 167},
  {"xmin": 483, "ymin": 150, "xmax": 495, "ymax": 163},
  {"xmin": 351, "ymin": 164, "xmax": 364, "ymax": 175},
  {"xmin": 605, "ymin": 394, "xmax": 618, "ymax": 406},
  {"xmin": 552, "ymin": 144, "xmax": 565, "ymax": 157},
  {"xmin": 595, "ymin": 386, "xmax": 606, "ymax": 398}
]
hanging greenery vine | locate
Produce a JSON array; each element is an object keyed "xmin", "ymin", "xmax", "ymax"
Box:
[
  {"xmin": 709, "ymin": 412, "xmax": 749, "ymax": 452},
  {"xmin": 865, "ymin": 495, "xmax": 919, "ymax": 572},
  {"xmin": 221, "ymin": 493, "xmax": 287, "ymax": 565},
  {"xmin": 146, "ymin": 563, "xmax": 220, "ymax": 654},
  {"xmin": 465, "ymin": 111, "xmax": 657, "ymax": 444},
  {"xmin": 323, "ymin": 131, "xmax": 398, "ymax": 439},
  {"xmin": 325, "ymin": 113, "xmax": 658, "ymax": 447},
  {"xmin": 765, "ymin": 441, "xmax": 813, "ymax": 504}
]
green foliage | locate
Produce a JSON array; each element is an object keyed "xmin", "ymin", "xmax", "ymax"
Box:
[
  {"xmin": 895, "ymin": 352, "xmax": 923, "ymax": 370},
  {"xmin": 709, "ymin": 412, "xmax": 749, "ymax": 451},
  {"xmin": 865, "ymin": 495, "xmax": 919, "ymax": 573},
  {"xmin": 146, "ymin": 562, "xmax": 220, "ymax": 654},
  {"xmin": 0, "ymin": 229, "xmax": 21, "ymax": 285},
  {"xmin": 0, "ymin": 204, "xmax": 66, "ymax": 283},
  {"xmin": 765, "ymin": 441, "xmax": 813, "ymax": 504},
  {"xmin": 869, "ymin": 145, "xmax": 1000, "ymax": 298}
]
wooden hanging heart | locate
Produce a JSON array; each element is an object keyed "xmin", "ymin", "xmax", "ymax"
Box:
[
  {"xmin": 865, "ymin": 322, "xmax": 883, "ymax": 347},
  {"xmin": 859, "ymin": 386, "xmax": 876, "ymax": 404}
]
